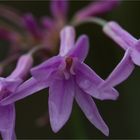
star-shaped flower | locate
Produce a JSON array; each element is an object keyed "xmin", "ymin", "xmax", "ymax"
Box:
[{"xmin": 1, "ymin": 26, "xmax": 134, "ymax": 136}]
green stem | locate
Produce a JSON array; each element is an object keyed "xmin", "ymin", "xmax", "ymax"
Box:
[
  {"xmin": 28, "ymin": 44, "xmax": 55, "ymax": 57},
  {"xmin": 71, "ymin": 17, "xmax": 107, "ymax": 27}
]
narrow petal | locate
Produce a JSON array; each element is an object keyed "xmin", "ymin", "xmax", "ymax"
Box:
[
  {"xmin": 31, "ymin": 56, "xmax": 62, "ymax": 81},
  {"xmin": 131, "ymin": 40, "xmax": 140, "ymax": 66},
  {"xmin": 76, "ymin": 62, "xmax": 118, "ymax": 100},
  {"xmin": 2, "ymin": 78, "xmax": 22, "ymax": 93},
  {"xmin": 59, "ymin": 26, "xmax": 75, "ymax": 56},
  {"xmin": 49, "ymin": 77, "xmax": 75, "ymax": 132},
  {"xmin": 50, "ymin": 0, "xmax": 69, "ymax": 19},
  {"xmin": 1, "ymin": 129, "xmax": 16, "ymax": 140},
  {"xmin": 75, "ymin": 86, "xmax": 109, "ymax": 136},
  {"xmin": 22, "ymin": 13, "xmax": 42, "ymax": 39},
  {"xmin": 0, "ymin": 104, "xmax": 16, "ymax": 140},
  {"xmin": 41, "ymin": 16, "xmax": 55, "ymax": 29},
  {"xmin": 68, "ymin": 35, "xmax": 89, "ymax": 62},
  {"xmin": 1, "ymin": 78, "xmax": 48, "ymax": 105},
  {"xmin": 101, "ymin": 49, "xmax": 134, "ymax": 88},
  {"xmin": 8, "ymin": 54, "xmax": 33, "ymax": 79},
  {"xmin": 103, "ymin": 21, "xmax": 137, "ymax": 50},
  {"xmin": 74, "ymin": 0, "xmax": 119, "ymax": 22}
]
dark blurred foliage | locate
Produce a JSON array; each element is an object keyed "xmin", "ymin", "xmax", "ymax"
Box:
[{"xmin": 0, "ymin": 0, "xmax": 140, "ymax": 139}]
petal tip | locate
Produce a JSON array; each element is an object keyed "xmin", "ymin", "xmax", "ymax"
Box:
[
  {"xmin": 103, "ymin": 126, "xmax": 109, "ymax": 137},
  {"xmin": 51, "ymin": 121, "xmax": 64, "ymax": 133}
]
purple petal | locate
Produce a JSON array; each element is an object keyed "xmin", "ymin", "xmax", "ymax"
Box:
[
  {"xmin": 59, "ymin": 26, "xmax": 75, "ymax": 56},
  {"xmin": 31, "ymin": 56, "xmax": 62, "ymax": 81},
  {"xmin": 103, "ymin": 21, "xmax": 137, "ymax": 50},
  {"xmin": 75, "ymin": 86, "xmax": 109, "ymax": 136},
  {"xmin": 8, "ymin": 54, "xmax": 33, "ymax": 79},
  {"xmin": 76, "ymin": 62, "xmax": 118, "ymax": 100},
  {"xmin": 68, "ymin": 35, "xmax": 89, "ymax": 62},
  {"xmin": 50, "ymin": 0, "xmax": 69, "ymax": 19},
  {"xmin": 0, "ymin": 104, "xmax": 16, "ymax": 140},
  {"xmin": 41, "ymin": 16, "xmax": 55, "ymax": 29},
  {"xmin": 22, "ymin": 13, "xmax": 42, "ymax": 39},
  {"xmin": 1, "ymin": 78, "xmax": 22, "ymax": 93},
  {"xmin": 1, "ymin": 129, "xmax": 16, "ymax": 140},
  {"xmin": 49, "ymin": 77, "xmax": 75, "ymax": 132},
  {"xmin": 101, "ymin": 49, "xmax": 134, "ymax": 88},
  {"xmin": 1, "ymin": 78, "xmax": 48, "ymax": 105},
  {"xmin": 74, "ymin": 0, "xmax": 119, "ymax": 22},
  {"xmin": 131, "ymin": 40, "xmax": 140, "ymax": 66}
]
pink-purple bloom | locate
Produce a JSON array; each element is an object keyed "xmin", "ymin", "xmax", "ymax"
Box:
[
  {"xmin": 22, "ymin": 0, "xmax": 119, "ymax": 50},
  {"xmin": 0, "ymin": 0, "xmax": 119, "ymax": 57},
  {"xmin": 1, "ymin": 26, "xmax": 135, "ymax": 136},
  {"xmin": 73, "ymin": 0, "xmax": 119, "ymax": 22},
  {"xmin": 0, "ymin": 54, "xmax": 33, "ymax": 140},
  {"xmin": 103, "ymin": 21, "xmax": 140, "ymax": 66},
  {"xmin": 1, "ymin": 1, "xmax": 137, "ymax": 138}
]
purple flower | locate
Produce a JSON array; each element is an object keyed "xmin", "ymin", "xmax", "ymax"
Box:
[
  {"xmin": 0, "ymin": 0, "xmax": 119, "ymax": 54},
  {"xmin": 103, "ymin": 21, "xmax": 140, "ymax": 66},
  {"xmin": 73, "ymin": 0, "xmax": 120, "ymax": 22},
  {"xmin": 0, "ymin": 54, "xmax": 33, "ymax": 140},
  {"xmin": 1, "ymin": 26, "xmax": 135, "ymax": 136},
  {"xmin": 41, "ymin": 0, "xmax": 119, "ymax": 50}
]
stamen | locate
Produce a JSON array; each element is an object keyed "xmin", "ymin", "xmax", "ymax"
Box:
[{"xmin": 65, "ymin": 57, "xmax": 73, "ymax": 70}]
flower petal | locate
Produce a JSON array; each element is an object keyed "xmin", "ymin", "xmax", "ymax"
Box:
[
  {"xmin": 50, "ymin": 0, "xmax": 69, "ymax": 19},
  {"xmin": 103, "ymin": 21, "xmax": 137, "ymax": 50},
  {"xmin": 22, "ymin": 13, "xmax": 42, "ymax": 39},
  {"xmin": 49, "ymin": 77, "xmax": 75, "ymax": 132},
  {"xmin": 101, "ymin": 49, "xmax": 134, "ymax": 88},
  {"xmin": 0, "ymin": 104, "xmax": 16, "ymax": 140},
  {"xmin": 75, "ymin": 86, "xmax": 109, "ymax": 136},
  {"xmin": 68, "ymin": 35, "xmax": 89, "ymax": 62},
  {"xmin": 1, "ymin": 78, "xmax": 48, "ymax": 105},
  {"xmin": 41, "ymin": 16, "xmax": 55, "ymax": 29},
  {"xmin": 59, "ymin": 26, "xmax": 76, "ymax": 56},
  {"xmin": 8, "ymin": 54, "xmax": 33, "ymax": 79},
  {"xmin": 2, "ymin": 78, "xmax": 22, "ymax": 93},
  {"xmin": 31, "ymin": 56, "xmax": 62, "ymax": 81},
  {"xmin": 74, "ymin": 0, "xmax": 119, "ymax": 22},
  {"xmin": 131, "ymin": 40, "xmax": 140, "ymax": 66},
  {"xmin": 76, "ymin": 62, "xmax": 118, "ymax": 100}
]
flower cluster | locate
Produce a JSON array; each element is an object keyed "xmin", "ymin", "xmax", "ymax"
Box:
[{"xmin": 0, "ymin": 0, "xmax": 138, "ymax": 140}]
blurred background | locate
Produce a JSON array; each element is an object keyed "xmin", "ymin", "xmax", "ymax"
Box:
[{"xmin": 0, "ymin": 0, "xmax": 140, "ymax": 139}]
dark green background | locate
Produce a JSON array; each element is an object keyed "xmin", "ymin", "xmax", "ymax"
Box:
[{"xmin": 0, "ymin": 0, "xmax": 140, "ymax": 139}]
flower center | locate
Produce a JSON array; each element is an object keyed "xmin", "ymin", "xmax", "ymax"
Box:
[
  {"xmin": 65, "ymin": 57, "xmax": 73, "ymax": 70},
  {"xmin": 62, "ymin": 57, "xmax": 75, "ymax": 80}
]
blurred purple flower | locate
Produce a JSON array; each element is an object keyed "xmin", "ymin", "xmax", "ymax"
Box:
[
  {"xmin": 0, "ymin": 0, "xmax": 120, "ymax": 54},
  {"xmin": 40, "ymin": 0, "xmax": 119, "ymax": 50},
  {"xmin": 103, "ymin": 21, "xmax": 140, "ymax": 66},
  {"xmin": 1, "ymin": 26, "xmax": 134, "ymax": 136},
  {"xmin": 22, "ymin": 13, "xmax": 43, "ymax": 40},
  {"xmin": 0, "ymin": 54, "xmax": 33, "ymax": 140},
  {"xmin": 73, "ymin": 0, "xmax": 119, "ymax": 22}
]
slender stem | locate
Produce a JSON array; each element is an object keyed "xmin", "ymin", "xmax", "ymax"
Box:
[
  {"xmin": 71, "ymin": 17, "xmax": 107, "ymax": 27},
  {"xmin": 28, "ymin": 45, "xmax": 44, "ymax": 55},
  {"xmin": 28, "ymin": 44, "xmax": 55, "ymax": 58}
]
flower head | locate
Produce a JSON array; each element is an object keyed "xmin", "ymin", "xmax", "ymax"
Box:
[
  {"xmin": 0, "ymin": 54, "xmax": 33, "ymax": 140},
  {"xmin": 103, "ymin": 21, "xmax": 140, "ymax": 66},
  {"xmin": 1, "ymin": 26, "xmax": 135, "ymax": 137}
]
